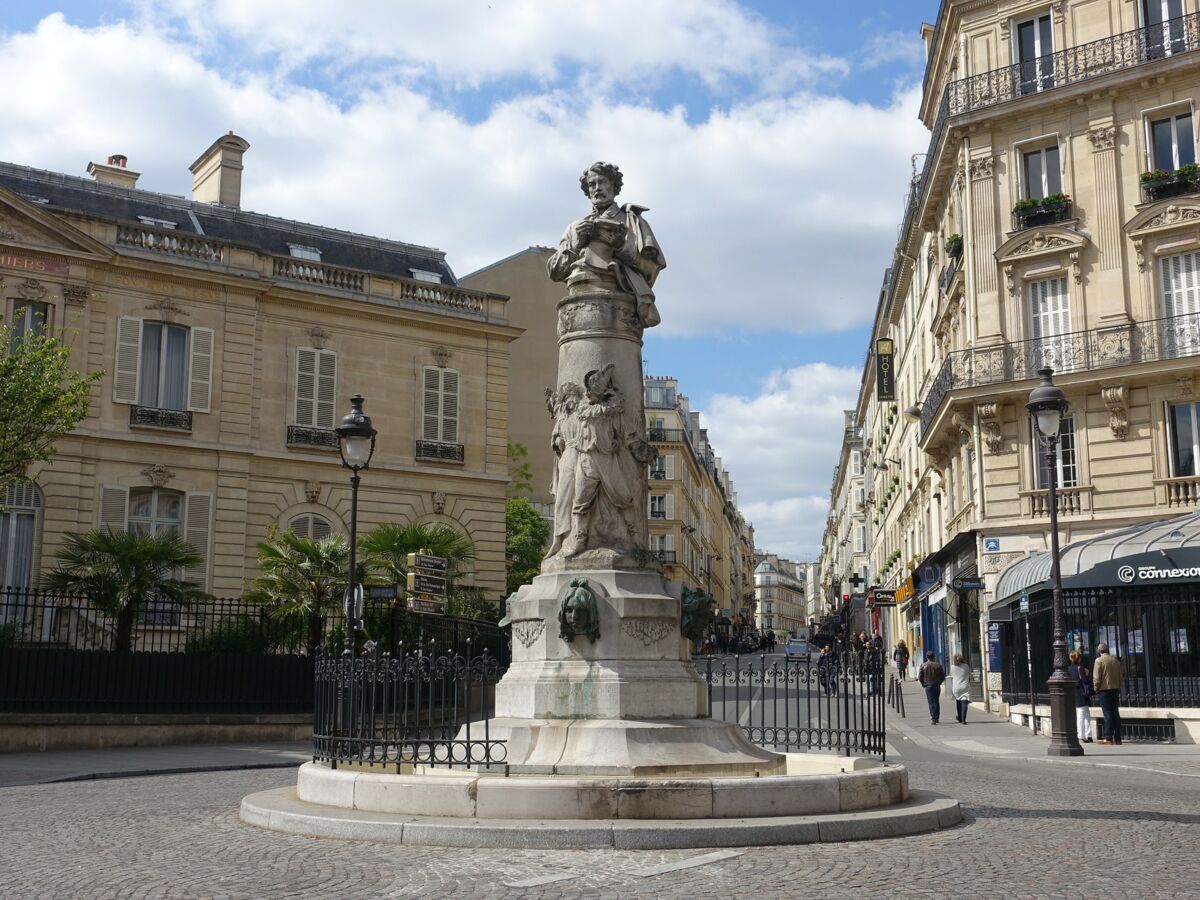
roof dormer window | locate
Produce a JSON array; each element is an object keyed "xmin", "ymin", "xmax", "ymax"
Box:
[
  {"xmin": 137, "ymin": 216, "xmax": 177, "ymax": 230},
  {"xmin": 288, "ymin": 244, "xmax": 322, "ymax": 261},
  {"xmin": 411, "ymin": 268, "xmax": 443, "ymax": 284}
]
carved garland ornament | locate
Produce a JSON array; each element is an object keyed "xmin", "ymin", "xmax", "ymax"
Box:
[
  {"xmin": 17, "ymin": 279, "xmax": 47, "ymax": 302},
  {"xmin": 1101, "ymin": 384, "xmax": 1129, "ymax": 440},
  {"xmin": 513, "ymin": 619, "xmax": 546, "ymax": 648},
  {"xmin": 63, "ymin": 285, "xmax": 90, "ymax": 305},
  {"xmin": 977, "ymin": 401, "xmax": 1004, "ymax": 454},
  {"xmin": 620, "ymin": 618, "xmax": 674, "ymax": 646},
  {"xmin": 140, "ymin": 463, "xmax": 176, "ymax": 488}
]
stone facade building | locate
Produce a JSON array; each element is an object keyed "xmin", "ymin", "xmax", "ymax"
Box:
[
  {"xmin": 819, "ymin": 410, "xmax": 870, "ymax": 633},
  {"xmin": 0, "ymin": 136, "xmax": 518, "ymax": 600},
  {"xmin": 820, "ymin": 0, "xmax": 1200, "ymax": 712},
  {"xmin": 753, "ymin": 554, "xmax": 808, "ymax": 636}
]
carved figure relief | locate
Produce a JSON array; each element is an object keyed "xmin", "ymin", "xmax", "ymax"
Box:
[
  {"xmin": 968, "ymin": 157, "xmax": 995, "ymax": 180},
  {"xmin": 62, "ymin": 285, "xmax": 90, "ymax": 305},
  {"xmin": 17, "ymin": 279, "xmax": 47, "ymax": 302},
  {"xmin": 1144, "ymin": 205, "xmax": 1200, "ymax": 229},
  {"xmin": 558, "ymin": 578, "xmax": 600, "ymax": 642},
  {"xmin": 1101, "ymin": 384, "xmax": 1129, "ymax": 440},
  {"xmin": 304, "ymin": 480, "xmax": 321, "ymax": 503},
  {"xmin": 1087, "ymin": 124, "xmax": 1117, "ymax": 152},
  {"xmin": 1010, "ymin": 233, "xmax": 1072, "ymax": 256},
  {"xmin": 307, "ymin": 326, "xmax": 330, "ymax": 350},
  {"xmin": 433, "ymin": 491, "xmax": 447, "ymax": 514},
  {"xmin": 140, "ymin": 464, "xmax": 176, "ymax": 488}
]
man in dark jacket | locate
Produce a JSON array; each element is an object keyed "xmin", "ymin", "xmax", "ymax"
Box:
[{"xmin": 918, "ymin": 651, "xmax": 946, "ymax": 724}]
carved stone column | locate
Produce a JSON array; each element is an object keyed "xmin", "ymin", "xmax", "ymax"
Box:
[
  {"xmin": 970, "ymin": 154, "xmax": 1003, "ymax": 346},
  {"xmin": 1088, "ymin": 121, "xmax": 1131, "ymax": 324}
]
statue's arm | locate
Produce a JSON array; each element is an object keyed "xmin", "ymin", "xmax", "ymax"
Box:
[{"xmin": 547, "ymin": 220, "xmax": 593, "ymax": 282}]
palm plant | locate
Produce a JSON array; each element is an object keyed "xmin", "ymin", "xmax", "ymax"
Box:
[
  {"xmin": 44, "ymin": 529, "xmax": 206, "ymax": 653},
  {"xmin": 244, "ymin": 526, "xmax": 377, "ymax": 654},
  {"xmin": 359, "ymin": 521, "xmax": 476, "ymax": 598}
]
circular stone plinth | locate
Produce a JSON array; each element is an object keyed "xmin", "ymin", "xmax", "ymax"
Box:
[{"xmin": 240, "ymin": 786, "xmax": 961, "ymax": 849}]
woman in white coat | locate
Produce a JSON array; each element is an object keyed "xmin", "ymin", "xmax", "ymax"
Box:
[{"xmin": 948, "ymin": 654, "xmax": 972, "ymax": 724}]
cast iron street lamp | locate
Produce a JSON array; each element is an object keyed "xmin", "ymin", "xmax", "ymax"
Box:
[
  {"xmin": 1025, "ymin": 368, "xmax": 1084, "ymax": 757},
  {"xmin": 336, "ymin": 394, "xmax": 377, "ymax": 656}
]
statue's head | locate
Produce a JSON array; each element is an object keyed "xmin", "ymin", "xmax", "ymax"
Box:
[
  {"xmin": 583, "ymin": 364, "xmax": 617, "ymax": 404},
  {"xmin": 559, "ymin": 577, "xmax": 600, "ymax": 642},
  {"xmin": 579, "ymin": 161, "xmax": 623, "ymax": 203}
]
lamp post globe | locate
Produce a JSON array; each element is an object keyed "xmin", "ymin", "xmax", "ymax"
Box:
[
  {"xmin": 1024, "ymin": 368, "xmax": 1083, "ymax": 757},
  {"xmin": 335, "ymin": 394, "xmax": 377, "ymax": 657}
]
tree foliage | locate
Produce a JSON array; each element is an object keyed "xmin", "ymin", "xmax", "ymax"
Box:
[
  {"xmin": 358, "ymin": 521, "xmax": 476, "ymax": 594},
  {"xmin": 506, "ymin": 441, "xmax": 533, "ymax": 496},
  {"xmin": 44, "ymin": 529, "xmax": 207, "ymax": 653},
  {"xmin": 506, "ymin": 497, "xmax": 549, "ymax": 596},
  {"xmin": 0, "ymin": 324, "xmax": 100, "ymax": 498}
]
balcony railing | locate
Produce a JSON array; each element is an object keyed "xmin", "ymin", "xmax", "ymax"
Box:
[
  {"xmin": 1011, "ymin": 198, "xmax": 1072, "ymax": 231},
  {"xmin": 1142, "ymin": 170, "xmax": 1200, "ymax": 203},
  {"xmin": 272, "ymin": 257, "xmax": 365, "ymax": 292},
  {"xmin": 651, "ymin": 550, "xmax": 677, "ymax": 564},
  {"xmin": 886, "ymin": 12, "xmax": 1200, "ymax": 310},
  {"xmin": 129, "ymin": 405, "xmax": 192, "ymax": 431},
  {"xmin": 920, "ymin": 309, "xmax": 1200, "ymax": 434},
  {"xmin": 396, "ymin": 280, "xmax": 485, "ymax": 314},
  {"xmin": 648, "ymin": 428, "xmax": 687, "ymax": 443},
  {"xmin": 1021, "ymin": 485, "xmax": 1091, "ymax": 518},
  {"xmin": 287, "ymin": 425, "xmax": 339, "ymax": 449},
  {"xmin": 938, "ymin": 255, "xmax": 961, "ymax": 296},
  {"xmin": 415, "ymin": 440, "xmax": 464, "ymax": 463},
  {"xmin": 1157, "ymin": 475, "xmax": 1200, "ymax": 508},
  {"xmin": 650, "ymin": 510, "xmax": 668, "ymax": 520},
  {"xmin": 116, "ymin": 225, "xmax": 226, "ymax": 263}
]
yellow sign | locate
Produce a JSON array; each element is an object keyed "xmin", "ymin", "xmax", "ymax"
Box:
[{"xmin": 894, "ymin": 575, "xmax": 916, "ymax": 605}]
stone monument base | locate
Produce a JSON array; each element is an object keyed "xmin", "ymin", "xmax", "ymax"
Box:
[{"xmin": 483, "ymin": 717, "xmax": 784, "ymax": 776}]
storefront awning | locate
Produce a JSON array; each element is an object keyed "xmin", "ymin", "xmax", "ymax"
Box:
[{"xmin": 992, "ymin": 510, "xmax": 1200, "ymax": 607}]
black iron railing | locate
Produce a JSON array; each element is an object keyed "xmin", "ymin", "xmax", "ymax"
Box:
[
  {"xmin": 886, "ymin": 13, "xmax": 1200, "ymax": 309},
  {"xmin": 938, "ymin": 255, "xmax": 961, "ymax": 296},
  {"xmin": 920, "ymin": 309, "xmax": 1200, "ymax": 434},
  {"xmin": 651, "ymin": 549, "xmax": 677, "ymax": 564},
  {"xmin": 1142, "ymin": 170, "xmax": 1200, "ymax": 203},
  {"xmin": 1012, "ymin": 198, "xmax": 1073, "ymax": 231},
  {"xmin": 130, "ymin": 405, "xmax": 192, "ymax": 431},
  {"xmin": 287, "ymin": 425, "xmax": 339, "ymax": 449},
  {"xmin": 648, "ymin": 428, "xmax": 687, "ymax": 443},
  {"xmin": 415, "ymin": 440, "xmax": 465, "ymax": 463},
  {"xmin": 701, "ymin": 651, "xmax": 887, "ymax": 758},
  {"xmin": 313, "ymin": 644, "xmax": 506, "ymax": 770}
]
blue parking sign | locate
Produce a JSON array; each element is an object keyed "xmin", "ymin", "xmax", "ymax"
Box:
[{"xmin": 984, "ymin": 538, "xmax": 1000, "ymax": 553}]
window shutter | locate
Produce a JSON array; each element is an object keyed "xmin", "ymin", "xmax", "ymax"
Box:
[
  {"xmin": 99, "ymin": 486, "xmax": 128, "ymax": 532},
  {"xmin": 311, "ymin": 516, "xmax": 332, "ymax": 540},
  {"xmin": 665, "ymin": 494, "xmax": 675, "ymax": 520},
  {"xmin": 113, "ymin": 317, "xmax": 142, "ymax": 404},
  {"xmin": 296, "ymin": 349, "xmax": 316, "ymax": 426},
  {"xmin": 441, "ymin": 369, "xmax": 459, "ymax": 443},
  {"xmin": 422, "ymin": 366, "xmax": 441, "ymax": 440},
  {"xmin": 665, "ymin": 454, "xmax": 675, "ymax": 479},
  {"xmin": 183, "ymin": 493, "xmax": 211, "ymax": 587},
  {"xmin": 316, "ymin": 351, "xmax": 337, "ymax": 429},
  {"xmin": 287, "ymin": 514, "xmax": 311, "ymax": 539},
  {"xmin": 187, "ymin": 327, "xmax": 214, "ymax": 413},
  {"xmin": 665, "ymin": 533, "xmax": 674, "ymax": 552}
]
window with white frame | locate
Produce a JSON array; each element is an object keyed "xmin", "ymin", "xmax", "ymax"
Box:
[
  {"xmin": 8, "ymin": 300, "xmax": 49, "ymax": 352},
  {"xmin": 855, "ymin": 525, "xmax": 867, "ymax": 554},
  {"xmin": 410, "ymin": 269, "xmax": 443, "ymax": 284},
  {"xmin": 1149, "ymin": 109, "xmax": 1195, "ymax": 172},
  {"xmin": 1032, "ymin": 415, "xmax": 1078, "ymax": 488},
  {"xmin": 0, "ymin": 482, "xmax": 41, "ymax": 593},
  {"xmin": 1168, "ymin": 401, "xmax": 1200, "ymax": 476},
  {"xmin": 1016, "ymin": 13, "xmax": 1054, "ymax": 94},
  {"xmin": 128, "ymin": 487, "xmax": 183, "ymax": 538},
  {"xmin": 1160, "ymin": 250, "xmax": 1200, "ymax": 318},
  {"xmin": 855, "ymin": 486, "xmax": 866, "ymax": 509},
  {"xmin": 649, "ymin": 494, "xmax": 668, "ymax": 519},
  {"xmin": 137, "ymin": 322, "xmax": 190, "ymax": 410},
  {"xmin": 288, "ymin": 244, "xmax": 322, "ymax": 261},
  {"xmin": 1144, "ymin": 0, "xmax": 1186, "ymax": 57},
  {"xmin": 1021, "ymin": 144, "xmax": 1062, "ymax": 200},
  {"xmin": 112, "ymin": 317, "xmax": 212, "ymax": 413},
  {"xmin": 295, "ymin": 348, "xmax": 337, "ymax": 429},
  {"xmin": 1028, "ymin": 275, "xmax": 1072, "ymax": 368},
  {"xmin": 288, "ymin": 513, "xmax": 333, "ymax": 540},
  {"xmin": 421, "ymin": 365, "xmax": 459, "ymax": 445},
  {"xmin": 851, "ymin": 449, "xmax": 863, "ymax": 476}
]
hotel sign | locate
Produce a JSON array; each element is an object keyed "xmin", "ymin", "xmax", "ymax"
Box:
[
  {"xmin": 875, "ymin": 339, "xmax": 896, "ymax": 401},
  {"xmin": 0, "ymin": 253, "xmax": 70, "ymax": 277}
]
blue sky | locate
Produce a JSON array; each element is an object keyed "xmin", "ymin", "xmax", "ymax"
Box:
[{"xmin": 0, "ymin": 1, "xmax": 940, "ymax": 557}]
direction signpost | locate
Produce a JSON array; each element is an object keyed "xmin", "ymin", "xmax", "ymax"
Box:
[{"xmin": 406, "ymin": 552, "xmax": 449, "ymax": 614}]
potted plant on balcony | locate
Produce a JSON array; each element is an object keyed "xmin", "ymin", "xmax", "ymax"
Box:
[{"xmin": 944, "ymin": 233, "xmax": 963, "ymax": 258}]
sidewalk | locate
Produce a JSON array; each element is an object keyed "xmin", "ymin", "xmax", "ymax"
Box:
[
  {"xmin": 0, "ymin": 741, "xmax": 310, "ymax": 788},
  {"xmin": 887, "ymin": 694, "xmax": 1200, "ymax": 778}
]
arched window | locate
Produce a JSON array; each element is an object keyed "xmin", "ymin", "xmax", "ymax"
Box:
[
  {"xmin": 288, "ymin": 513, "xmax": 333, "ymax": 540},
  {"xmin": 128, "ymin": 487, "xmax": 184, "ymax": 537},
  {"xmin": 0, "ymin": 482, "xmax": 43, "ymax": 589}
]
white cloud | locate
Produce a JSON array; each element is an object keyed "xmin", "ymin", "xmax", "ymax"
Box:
[
  {"xmin": 0, "ymin": 13, "xmax": 926, "ymax": 338},
  {"xmin": 700, "ymin": 363, "xmax": 861, "ymax": 559}
]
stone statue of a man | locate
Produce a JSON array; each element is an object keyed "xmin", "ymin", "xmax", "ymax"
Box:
[{"xmin": 547, "ymin": 161, "xmax": 666, "ymax": 327}]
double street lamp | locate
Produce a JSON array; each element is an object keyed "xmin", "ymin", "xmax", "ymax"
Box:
[
  {"xmin": 336, "ymin": 394, "xmax": 377, "ymax": 657},
  {"xmin": 1025, "ymin": 368, "xmax": 1084, "ymax": 757}
]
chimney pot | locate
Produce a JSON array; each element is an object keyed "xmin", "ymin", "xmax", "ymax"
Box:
[
  {"xmin": 108, "ymin": 154, "xmax": 127, "ymax": 168},
  {"xmin": 189, "ymin": 133, "xmax": 250, "ymax": 208}
]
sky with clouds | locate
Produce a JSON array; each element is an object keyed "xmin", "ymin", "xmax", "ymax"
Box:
[{"xmin": 0, "ymin": 0, "xmax": 939, "ymax": 560}]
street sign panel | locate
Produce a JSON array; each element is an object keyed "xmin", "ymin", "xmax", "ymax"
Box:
[
  {"xmin": 406, "ymin": 553, "xmax": 448, "ymax": 573},
  {"xmin": 409, "ymin": 598, "xmax": 447, "ymax": 614},
  {"xmin": 407, "ymin": 571, "xmax": 447, "ymax": 596}
]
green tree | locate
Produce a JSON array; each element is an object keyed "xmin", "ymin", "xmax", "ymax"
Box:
[
  {"xmin": 359, "ymin": 521, "xmax": 477, "ymax": 596},
  {"xmin": 0, "ymin": 323, "xmax": 100, "ymax": 498},
  {"xmin": 506, "ymin": 497, "xmax": 549, "ymax": 596},
  {"xmin": 244, "ymin": 526, "xmax": 376, "ymax": 654},
  {"xmin": 44, "ymin": 529, "xmax": 206, "ymax": 653},
  {"xmin": 506, "ymin": 441, "xmax": 533, "ymax": 496}
]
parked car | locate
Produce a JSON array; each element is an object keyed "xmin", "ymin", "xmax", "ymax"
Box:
[{"xmin": 784, "ymin": 638, "xmax": 811, "ymax": 659}]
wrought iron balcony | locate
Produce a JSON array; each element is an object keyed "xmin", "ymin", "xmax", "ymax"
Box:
[
  {"xmin": 887, "ymin": 13, "xmax": 1200, "ymax": 308},
  {"xmin": 938, "ymin": 255, "xmax": 961, "ymax": 296},
  {"xmin": 415, "ymin": 440, "xmax": 465, "ymax": 463},
  {"xmin": 129, "ymin": 405, "xmax": 192, "ymax": 431},
  {"xmin": 1141, "ymin": 170, "xmax": 1200, "ymax": 203},
  {"xmin": 650, "ymin": 510, "xmax": 668, "ymax": 520},
  {"xmin": 648, "ymin": 428, "xmax": 686, "ymax": 443},
  {"xmin": 651, "ymin": 550, "xmax": 677, "ymax": 564},
  {"xmin": 1011, "ymin": 198, "xmax": 1072, "ymax": 231},
  {"xmin": 920, "ymin": 309, "xmax": 1200, "ymax": 434},
  {"xmin": 287, "ymin": 425, "xmax": 339, "ymax": 449}
]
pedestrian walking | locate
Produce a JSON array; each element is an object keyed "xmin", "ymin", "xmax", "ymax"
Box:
[
  {"xmin": 1093, "ymin": 642, "xmax": 1124, "ymax": 745},
  {"xmin": 918, "ymin": 651, "xmax": 946, "ymax": 724},
  {"xmin": 1068, "ymin": 650, "xmax": 1094, "ymax": 743},
  {"xmin": 818, "ymin": 644, "xmax": 838, "ymax": 696},
  {"xmin": 893, "ymin": 640, "xmax": 910, "ymax": 681},
  {"xmin": 948, "ymin": 653, "xmax": 972, "ymax": 724}
]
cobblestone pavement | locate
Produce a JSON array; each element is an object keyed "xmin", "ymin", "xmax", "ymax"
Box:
[{"xmin": 2, "ymin": 750, "xmax": 1198, "ymax": 899}]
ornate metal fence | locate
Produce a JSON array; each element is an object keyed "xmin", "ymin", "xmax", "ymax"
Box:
[
  {"xmin": 701, "ymin": 651, "xmax": 887, "ymax": 758},
  {"xmin": 312, "ymin": 643, "xmax": 506, "ymax": 770}
]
